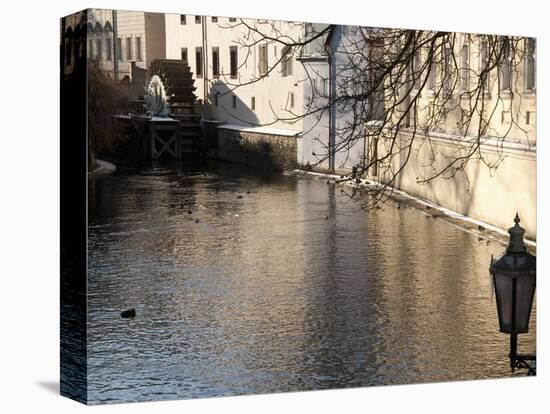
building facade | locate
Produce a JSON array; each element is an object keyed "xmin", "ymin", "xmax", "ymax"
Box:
[
  {"xmin": 61, "ymin": 10, "xmax": 536, "ymax": 238},
  {"xmin": 164, "ymin": 14, "xmax": 305, "ymax": 133},
  {"xmin": 387, "ymin": 33, "xmax": 536, "ymax": 238},
  {"xmin": 297, "ymin": 27, "xmax": 536, "ymax": 237},
  {"xmin": 62, "ymin": 9, "xmax": 167, "ymax": 80}
]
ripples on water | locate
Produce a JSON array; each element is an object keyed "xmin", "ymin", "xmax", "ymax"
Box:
[{"xmin": 86, "ymin": 161, "xmax": 536, "ymax": 404}]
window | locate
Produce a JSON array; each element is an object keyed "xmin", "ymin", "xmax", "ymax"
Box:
[
  {"xmin": 212, "ymin": 16, "xmax": 218, "ymax": 23},
  {"xmin": 342, "ymin": 25, "xmax": 350, "ymax": 35},
  {"xmin": 117, "ymin": 38, "xmax": 122, "ymax": 61},
  {"xmin": 368, "ymin": 39, "xmax": 385, "ymax": 120},
  {"xmin": 499, "ymin": 41, "xmax": 511, "ymax": 92},
  {"xmin": 65, "ymin": 41, "xmax": 72, "ymax": 65},
  {"xmin": 251, "ymin": 96, "xmax": 256, "ymax": 110},
  {"xmin": 214, "ymin": 92, "xmax": 219, "ymax": 107},
  {"xmin": 195, "ymin": 16, "xmax": 201, "ymax": 24},
  {"xmin": 181, "ymin": 47, "xmax": 188, "ymax": 63},
  {"xmin": 501, "ymin": 110, "xmax": 511, "ymax": 124},
  {"xmin": 105, "ymin": 38, "xmax": 112, "ymax": 61},
  {"xmin": 427, "ymin": 65, "xmax": 435, "ymax": 92},
  {"xmin": 212, "ymin": 47, "xmax": 219, "ymax": 78},
  {"xmin": 412, "ymin": 51, "xmax": 421, "ymax": 90},
  {"xmin": 88, "ymin": 39, "xmax": 93, "ymax": 58},
  {"xmin": 230, "ymin": 46, "xmax": 238, "ymax": 79},
  {"xmin": 195, "ymin": 47, "xmax": 203, "ymax": 78},
  {"xmin": 442, "ymin": 46, "xmax": 452, "ymax": 94},
  {"xmin": 126, "ymin": 37, "xmax": 132, "ymax": 61},
  {"xmin": 281, "ymin": 46, "xmax": 293, "ymax": 77},
  {"xmin": 229, "ymin": 17, "xmax": 237, "ymax": 22},
  {"xmin": 180, "ymin": 15, "xmax": 186, "ymax": 25},
  {"xmin": 525, "ymin": 38, "xmax": 536, "ymax": 91},
  {"xmin": 322, "ymin": 77, "xmax": 328, "ymax": 96},
  {"xmin": 526, "ymin": 111, "xmax": 535, "ymax": 125},
  {"xmin": 135, "ymin": 37, "xmax": 142, "ymax": 61},
  {"xmin": 259, "ymin": 44, "xmax": 268, "ymax": 76},
  {"xmin": 425, "ymin": 47, "xmax": 435, "ymax": 92},
  {"xmin": 232, "ymin": 95, "xmax": 237, "ymax": 109},
  {"xmin": 479, "ymin": 40, "xmax": 489, "ymax": 93},
  {"xmin": 96, "ymin": 38, "xmax": 102, "ymax": 59},
  {"xmin": 460, "ymin": 43, "xmax": 469, "ymax": 93}
]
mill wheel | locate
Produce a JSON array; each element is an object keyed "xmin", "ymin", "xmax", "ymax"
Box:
[{"xmin": 148, "ymin": 59, "xmax": 202, "ymax": 155}]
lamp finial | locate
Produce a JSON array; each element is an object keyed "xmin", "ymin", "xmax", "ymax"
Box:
[{"xmin": 508, "ymin": 213, "xmax": 526, "ymax": 253}]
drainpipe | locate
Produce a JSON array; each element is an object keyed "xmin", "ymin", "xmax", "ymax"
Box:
[
  {"xmin": 202, "ymin": 16, "xmax": 208, "ymax": 103},
  {"xmin": 327, "ymin": 36, "xmax": 336, "ymax": 172},
  {"xmin": 112, "ymin": 9, "xmax": 119, "ymax": 81}
]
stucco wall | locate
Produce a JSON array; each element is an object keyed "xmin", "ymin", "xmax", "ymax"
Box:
[
  {"xmin": 164, "ymin": 14, "xmax": 304, "ymax": 132},
  {"xmin": 213, "ymin": 128, "xmax": 298, "ymax": 171},
  {"xmin": 383, "ymin": 131, "xmax": 536, "ymax": 239},
  {"xmin": 144, "ymin": 12, "xmax": 166, "ymax": 66}
]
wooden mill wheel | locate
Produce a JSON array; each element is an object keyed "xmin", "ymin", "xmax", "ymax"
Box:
[{"xmin": 148, "ymin": 59, "xmax": 202, "ymax": 155}]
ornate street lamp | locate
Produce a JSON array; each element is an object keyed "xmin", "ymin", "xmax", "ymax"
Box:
[{"xmin": 490, "ymin": 213, "xmax": 536, "ymax": 375}]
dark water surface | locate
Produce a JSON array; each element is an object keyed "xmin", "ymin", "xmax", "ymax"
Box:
[{"xmin": 87, "ymin": 161, "xmax": 536, "ymax": 404}]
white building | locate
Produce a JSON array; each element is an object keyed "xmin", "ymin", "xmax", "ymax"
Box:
[
  {"xmin": 164, "ymin": 14, "xmax": 305, "ymax": 133},
  {"xmin": 61, "ymin": 10, "xmax": 537, "ymax": 237},
  {"xmin": 62, "ymin": 9, "xmax": 167, "ymax": 80},
  {"xmin": 297, "ymin": 24, "xmax": 379, "ymax": 171}
]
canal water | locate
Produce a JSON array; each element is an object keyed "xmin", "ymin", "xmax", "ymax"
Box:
[{"xmin": 87, "ymin": 161, "xmax": 536, "ymax": 404}]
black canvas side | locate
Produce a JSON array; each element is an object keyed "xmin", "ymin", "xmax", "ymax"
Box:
[{"xmin": 60, "ymin": 9, "xmax": 88, "ymax": 405}]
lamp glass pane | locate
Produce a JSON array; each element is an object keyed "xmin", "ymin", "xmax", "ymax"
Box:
[
  {"xmin": 515, "ymin": 273, "xmax": 535, "ymax": 333},
  {"xmin": 494, "ymin": 272, "xmax": 513, "ymax": 332}
]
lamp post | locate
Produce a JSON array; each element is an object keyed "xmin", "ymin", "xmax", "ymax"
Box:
[{"xmin": 490, "ymin": 213, "xmax": 536, "ymax": 375}]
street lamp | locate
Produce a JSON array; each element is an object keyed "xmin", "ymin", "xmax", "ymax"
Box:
[{"xmin": 490, "ymin": 213, "xmax": 536, "ymax": 375}]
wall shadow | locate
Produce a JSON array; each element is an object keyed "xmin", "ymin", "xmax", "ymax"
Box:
[{"xmin": 206, "ymin": 80, "xmax": 259, "ymax": 126}]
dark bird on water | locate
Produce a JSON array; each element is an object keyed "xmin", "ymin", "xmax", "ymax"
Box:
[
  {"xmin": 120, "ymin": 309, "xmax": 136, "ymax": 318},
  {"xmin": 195, "ymin": 219, "xmax": 200, "ymax": 223},
  {"xmin": 247, "ymin": 190, "xmax": 251, "ymax": 194},
  {"xmin": 237, "ymin": 195, "xmax": 243, "ymax": 199},
  {"xmin": 188, "ymin": 210, "xmax": 193, "ymax": 214}
]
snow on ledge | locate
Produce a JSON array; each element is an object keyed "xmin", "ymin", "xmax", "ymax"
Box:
[
  {"xmin": 114, "ymin": 114, "xmax": 178, "ymax": 122},
  {"xmin": 217, "ymin": 124, "xmax": 301, "ymax": 137}
]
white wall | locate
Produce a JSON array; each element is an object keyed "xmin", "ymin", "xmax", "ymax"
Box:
[
  {"xmin": 299, "ymin": 60, "xmax": 331, "ymax": 169},
  {"xmin": 299, "ymin": 25, "xmax": 369, "ymax": 171},
  {"xmin": 164, "ymin": 14, "xmax": 304, "ymax": 132}
]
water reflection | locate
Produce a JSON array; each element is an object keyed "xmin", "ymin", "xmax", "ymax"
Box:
[{"xmin": 87, "ymin": 161, "xmax": 536, "ymax": 404}]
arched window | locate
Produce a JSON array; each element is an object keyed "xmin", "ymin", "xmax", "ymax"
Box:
[
  {"xmin": 93, "ymin": 22, "xmax": 103, "ymax": 34},
  {"xmin": 524, "ymin": 38, "xmax": 536, "ymax": 92},
  {"xmin": 64, "ymin": 27, "xmax": 73, "ymax": 66},
  {"xmin": 103, "ymin": 21, "xmax": 113, "ymax": 61},
  {"xmin": 73, "ymin": 26, "xmax": 82, "ymax": 60}
]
